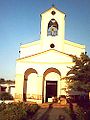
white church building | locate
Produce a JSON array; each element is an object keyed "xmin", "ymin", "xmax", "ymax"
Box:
[{"xmin": 15, "ymin": 6, "xmax": 85, "ymax": 103}]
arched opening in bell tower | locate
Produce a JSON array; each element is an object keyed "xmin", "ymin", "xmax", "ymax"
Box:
[{"xmin": 47, "ymin": 19, "xmax": 58, "ymax": 36}]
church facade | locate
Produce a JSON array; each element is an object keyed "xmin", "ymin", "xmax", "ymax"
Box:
[{"xmin": 15, "ymin": 7, "xmax": 85, "ymax": 103}]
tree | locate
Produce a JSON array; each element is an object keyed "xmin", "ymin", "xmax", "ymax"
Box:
[
  {"xmin": 64, "ymin": 52, "xmax": 90, "ymax": 93},
  {"xmin": 0, "ymin": 78, "xmax": 15, "ymax": 84},
  {"xmin": 0, "ymin": 78, "xmax": 5, "ymax": 84}
]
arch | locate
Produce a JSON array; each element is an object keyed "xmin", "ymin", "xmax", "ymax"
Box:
[
  {"xmin": 43, "ymin": 67, "xmax": 61, "ymax": 79},
  {"xmin": 47, "ymin": 19, "xmax": 58, "ymax": 36},
  {"xmin": 42, "ymin": 67, "xmax": 61, "ymax": 102},
  {"xmin": 23, "ymin": 68, "xmax": 38, "ymax": 101},
  {"xmin": 24, "ymin": 68, "xmax": 38, "ymax": 80}
]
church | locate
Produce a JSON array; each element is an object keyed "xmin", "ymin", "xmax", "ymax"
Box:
[{"xmin": 15, "ymin": 6, "xmax": 85, "ymax": 103}]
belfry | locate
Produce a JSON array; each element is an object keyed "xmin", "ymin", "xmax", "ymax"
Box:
[{"xmin": 15, "ymin": 6, "xmax": 85, "ymax": 103}]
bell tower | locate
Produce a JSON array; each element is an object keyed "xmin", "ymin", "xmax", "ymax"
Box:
[{"xmin": 40, "ymin": 6, "xmax": 66, "ymax": 52}]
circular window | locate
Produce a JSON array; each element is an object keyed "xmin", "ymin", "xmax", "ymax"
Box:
[
  {"xmin": 50, "ymin": 44, "xmax": 55, "ymax": 48},
  {"xmin": 51, "ymin": 11, "xmax": 56, "ymax": 15}
]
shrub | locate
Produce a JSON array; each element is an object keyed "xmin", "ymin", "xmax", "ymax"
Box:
[
  {"xmin": 0, "ymin": 92, "xmax": 13, "ymax": 100},
  {"xmin": 62, "ymin": 104, "xmax": 85, "ymax": 120},
  {"xmin": 0, "ymin": 102, "xmax": 40, "ymax": 120},
  {"xmin": 28, "ymin": 104, "xmax": 39, "ymax": 116},
  {"xmin": 73, "ymin": 105, "xmax": 85, "ymax": 120},
  {"xmin": 0, "ymin": 106, "xmax": 27, "ymax": 120},
  {"xmin": 0, "ymin": 102, "xmax": 6, "ymax": 111},
  {"xmin": 62, "ymin": 107, "xmax": 71, "ymax": 115}
]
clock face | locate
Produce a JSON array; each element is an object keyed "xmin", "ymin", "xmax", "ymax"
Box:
[{"xmin": 47, "ymin": 19, "xmax": 58, "ymax": 36}]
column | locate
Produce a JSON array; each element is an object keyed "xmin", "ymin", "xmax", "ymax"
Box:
[
  {"xmin": 37, "ymin": 75, "xmax": 43, "ymax": 103},
  {"xmin": 15, "ymin": 74, "xmax": 24, "ymax": 101}
]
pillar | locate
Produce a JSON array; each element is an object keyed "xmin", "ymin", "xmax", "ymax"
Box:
[{"xmin": 15, "ymin": 74, "xmax": 24, "ymax": 101}]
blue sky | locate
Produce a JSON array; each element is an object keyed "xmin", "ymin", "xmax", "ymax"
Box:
[{"xmin": 0, "ymin": 0, "xmax": 90, "ymax": 80}]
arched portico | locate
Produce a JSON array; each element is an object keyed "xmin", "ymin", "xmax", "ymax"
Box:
[
  {"xmin": 23, "ymin": 68, "xmax": 38, "ymax": 101},
  {"xmin": 42, "ymin": 67, "xmax": 61, "ymax": 102}
]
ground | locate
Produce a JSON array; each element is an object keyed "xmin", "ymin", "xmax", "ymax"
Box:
[{"xmin": 30, "ymin": 103, "xmax": 72, "ymax": 120}]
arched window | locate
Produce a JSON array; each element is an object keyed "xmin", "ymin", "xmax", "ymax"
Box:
[{"xmin": 47, "ymin": 19, "xmax": 58, "ymax": 36}]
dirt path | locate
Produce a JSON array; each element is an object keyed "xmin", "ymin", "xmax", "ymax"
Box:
[{"xmin": 31, "ymin": 104, "xmax": 72, "ymax": 120}]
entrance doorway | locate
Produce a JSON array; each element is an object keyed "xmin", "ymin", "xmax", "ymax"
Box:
[{"xmin": 46, "ymin": 81, "xmax": 57, "ymax": 102}]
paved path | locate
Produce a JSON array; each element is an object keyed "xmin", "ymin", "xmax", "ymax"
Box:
[
  {"xmin": 31, "ymin": 108, "xmax": 48, "ymax": 120},
  {"xmin": 30, "ymin": 104, "xmax": 72, "ymax": 120}
]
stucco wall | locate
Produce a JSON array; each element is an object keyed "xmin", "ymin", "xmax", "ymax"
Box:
[
  {"xmin": 40, "ymin": 7, "xmax": 65, "ymax": 52},
  {"xmin": 15, "ymin": 7, "xmax": 86, "ymax": 103},
  {"xmin": 64, "ymin": 41, "xmax": 85, "ymax": 57},
  {"xmin": 20, "ymin": 41, "xmax": 41, "ymax": 58},
  {"xmin": 15, "ymin": 54, "xmax": 74, "ymax": 101}
]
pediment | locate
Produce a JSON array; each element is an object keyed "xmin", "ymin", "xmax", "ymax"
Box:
[
  {"xmin": 41, "ymin": 6, "xmax": 65, "ymax": 16},
  {"xmin": 17, "ymin": 49, "xmax": 73, "ymax": 63}
]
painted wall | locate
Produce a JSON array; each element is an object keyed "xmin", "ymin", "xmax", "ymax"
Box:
[
  {"xmin": 64, "ymin": 40, "xmax": 85, "ymax": 57},
  {"xmin": 20, "ymin": 41, "xmax": 41, "ymax": 58}
]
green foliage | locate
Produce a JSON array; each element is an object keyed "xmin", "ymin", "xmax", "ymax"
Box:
[
  {"xmin": 64, "ymin": 53, "xmax": 90, "ymax": 92},
  {"xmin": 0, "ymin": 105, "xmax": 27, "ymax": 120},
  {"xmin": 0, "ymin": 78, "xmax": 5, "ymax": 84},
  {"xmin": 74, "ymin": 105, "xmax": 85, "ymax": 120},
  {"xmin": 0, "ymin": 78, "xmax": 15, "ymax": 84},
  {"xmin": 62, "ymin": 107, "xmax": 71, "ymax": 115},
  {"xmin": 28, "ymin": 104, "xmax": 39, "ymax": 115},
  {"xmin": 62, "ymin": 105, "xmax": 86, "ymax": 120},
  {"xmin": 0, "ymin": 92, "xmax": 13, "ymax": 100},
  {"xmin": 0, "ymin": 102, "xmax": 6, "ymax": 112},
  {"xmin": 0, "ymin": 102, "xmax": 40, "ymax": 120}
]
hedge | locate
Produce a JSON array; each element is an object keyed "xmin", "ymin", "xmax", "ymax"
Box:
[
  {"xmin": 0, "ymin": 92, "xmax": 13, "ymax": 100},
  {"xmin": 0, "ymin": 102, "xmax": 40, "ymax": 120}
]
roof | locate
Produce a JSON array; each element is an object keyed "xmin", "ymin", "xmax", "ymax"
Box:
[
  {"xmin": 40, "ymin": 6, "xmax": 65, "ymax": 16},
  {"xmin": 17, "ymin": 49, "xmax": 73, "ymax": 61},
  {"xmin": 64, "ymin": 40, "xmax": 85, "ymax": 49}
]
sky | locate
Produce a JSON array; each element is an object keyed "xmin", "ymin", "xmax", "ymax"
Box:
[{"xmin": 0, "ymin": 0, "xmax": 90, "ymax": 80}]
